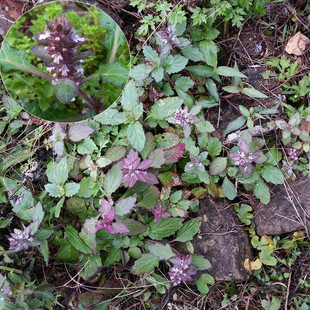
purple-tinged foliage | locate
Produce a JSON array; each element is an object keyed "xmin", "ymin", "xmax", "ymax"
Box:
[
  {"xmin": 164, "ymin": 143, "xmax": 185, "ymax": 165},
  {"xmin": 31, "ymin": 13, "xmax": 93, "ymax": 87},
  {"xmin": 120, "ymin": 149, "xmax": 159, "ymax": 187},
  {"xmin": 49, "ymin": 123, "xmax": 66, "ymax": 157},
  {"xmin": 49, "ymin": 123, "xmax": 94, "ymax": 157},
  {"xmin": 229, "ymin": 133, "xmax": 267, "ymax": 177},
  {"xmin": 8, "ymin": 222, "xmax": 38, "ymax": 252},
  {"xmin": 96, "ymin": 199, "xmax": 129, "ymax": 234},
  {"xmin": 168, "ymin": 255, "xmax": 197, "ymax": 286},
  {"xmin": 151, "ymin": 204, "xmax": 171, "ymax": 223},
  {"xmin": 83, "ymin": 198, "xmax": 129, "ymax": 235},
  {"xmin": 67, "ymin": 124, "xmax": 94, "ymax": 142},
  {"xmin": 156, "ymin": 24, "xmax": 181, "ymax": 54}
]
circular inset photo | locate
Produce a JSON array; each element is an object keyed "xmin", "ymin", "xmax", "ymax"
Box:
[{"xmin": 0, "ymin": 1, "xmax": 130, "ymax": 122}]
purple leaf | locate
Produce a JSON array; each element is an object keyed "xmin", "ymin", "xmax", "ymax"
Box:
[
  {"xmin": 164, "ymin": 143, "xmax": 185, "ymax": 165},
  {"xmin": 68, "ymin": 124, "xmax": 94, "ymax": 142},
  {"xmin": 112, "ymin": 222, "xmax": 130, "ymax": 234},
  {"xmin": 31, "ymin": 46, "xmax": 50, "ymax": 61}
]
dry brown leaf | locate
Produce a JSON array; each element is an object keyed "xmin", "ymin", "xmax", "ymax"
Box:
[{"xmin": 285, "ymin": 31, "xmax": 310, "ymax": 56}]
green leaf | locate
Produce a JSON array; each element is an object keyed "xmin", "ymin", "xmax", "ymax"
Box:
[
  {"xmin": 174, "ymin": 218, "xmax": 201, "ymax": 242},
  {"xmin": 105, "ymin": 146, "xmax": 126, "ymax": 162},
  {"xmin": 234, "ymin": 204, "xmax": 253, "ymax": 225},
  {"xmin": 197, "ymin": 274, "xmax": 214, "ymax": 294},
  {"xmin": 53, "ymin": 79, "xmax": 78, "ymax": 103},
  {"xmin": 66, "ymin": 197, "xmax": 87, "ymax": 218},
  {"xmin": 222, "ymin": 176, "xmax": 237, "ymax": 200},
  {"xmin": 95, "ymin": 108, "xmax": 127, "ymax": 125},
  {"xmin": 223, "ymin": 116, "xmax": 247, "ymax": 137},
  {"xmin": 148, "ymin": 218, "xmax": 183, "ymax": 240},
  {"xmin": 79, "ymin": 254, "xmax": 102, "ymax": 280},
  {"xmin": 143, "ymin": 46, "xmax": 160, "ymax": 64},
  {"xmin": 129, "ymin": 63, "xmax": 152, "ymax": 81},
  {"xmin": 207, "ymin": 138, "xmax": 222, "ymax": 158},
  {"xmin": 138, "ymin": 185, "xmax": 160, "ymax": 209},
  {"xmin": 83, "ymin": 63, "xmax": 128, "ymax": 86},
  {"xmin": 45, "ymin": 183, "xmax": 63, "ymax": 198},
  {"xmin": 104, "ymin": 163, "xmax": 122, "ymax": 196},
  {"xmin": 200, "ymin": 40, "xmax": 217, "ymax": 68},
  {"xmin": 115, "ymin": 196, "xmax": 136, "ymax": 216},
  {"xmin": 192, "ymin": 255, "xmax": 211, "ymax": 270},
  {"xmin": 46, "ymin": 157, "xmax": 69, "ymax": 184},
  {"xmin": 209, "ymin": 157, "xmax": 227, "ymax": 175},
  {"xmin": 215, "ymin": 66, "xmax": 247, "ymax": 78},
  {"xmin": 56, "ymin": 242, "xmax": 79, "ymax": 263},
  {"xmin": 148, "ymin": 243, "xmax": 175, "ymax": 260},
  {"xmin": 205, "ymin": 78, "xmax": 219, "ymax": 101},
  {"xmin": 222, "ymin": 86, "xmax": 239, "ymax": 93},
  {"xmin": 150, "ymin": 97, "xmax": 183, "ymax": 120},
  {"xmin": 195, "ymin": 120, "xmax": 215, "ymax": 133},
  {"xmin": 121, "ymin": 80, "xmax": 139, "ymax": 111},
  {"xmin": 140, "ymin": 132, "xmax": 156, "ymax": 160},
  {"xmin": 77, "ymin": 138, "xmax": 98, "ymax": 155},
  {"xmin": 254, "ymin": 177, "xmax": 270, "ymax": 204},
  {"xmin": 148, "ymin": 148, "xmax": 165, "ymax": 168},
  {"xmin": 261, "ymin": 297, "xmax": 281, "ymax": 310},
  {"xmin": 182, "ymin": 45, "xmax": 204, "ymax": 62},
  {"xmin": 127, "ymin": 121, "xmax": 145, "ymax": 152},
  {"xmin": 39, "ymin": 240, "xmax": 49, "ymax": 266},
  {"xmin": 104, "ymin": 247, "xmax": 121, "ymax": 266},
  {"xmin": 186, "ymin": 65, "xmax": 213, "ymax": 77},
  {"xmin": 259, "ymin": 246, "xmax": 277, "ymax": 266},
  {"xmin": 241, "ymin": 87, "xmax": 268, "ymax": 98},
  {"xmin": 175, "ymin": 76, "xmax": 194, "ymax": 92},
  {"xmin": 77, "ymin": 177, "xmax": 98, "ymax": 198},
  {"xmin": 55, "ymin": 196, "xmax": 65, "ymax": 218},
  {"xmin": 163, "ymin": 55, "xmax": 188, "ymax": 74},
  {"xmin": 151, "ymin": 67, "xmax": 164, "ymax": 82},
  {"xmin": 65, "ymin": 226, "xmax": 93, "ymax": 254},
  {"xmin": 131, "ymin": 254, "xmax": 159, "ymax": 275},
  {"xmin": 262, "ymin": 165, "xmax": 284, "ymax": 184},
  {"xmin": 118, "ymin": 219, "xmax": 147, "ymax": 235},
  {"xmin": 0, "ymin": 41, "xmax": 50, "ymax": 78},
  {"xmin": 64, "ymin": 182, "xmax": 80, "ymax": 197}
]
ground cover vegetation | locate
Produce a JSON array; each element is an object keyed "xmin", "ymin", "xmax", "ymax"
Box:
[{"xmin": 0, "ymin": 0, "xmax": 309, "ymax": 309}]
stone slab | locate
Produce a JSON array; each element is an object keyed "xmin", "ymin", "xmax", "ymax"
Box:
[
  {"xmin": 192, "ymin": 197, "xmax": 253, "ymax": 282},
  {"xmin": 253, "ymin": 175, "xmax": 310, "ymax": 236}
]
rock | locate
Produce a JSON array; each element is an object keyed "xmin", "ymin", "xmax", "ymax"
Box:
[
  {"xmin": 253, "ymin": 175, "xmax": 310, "ymax": 236},
  {"xmin": 192, "ymin": 197, "xmax": 253, "ymax": 281}
]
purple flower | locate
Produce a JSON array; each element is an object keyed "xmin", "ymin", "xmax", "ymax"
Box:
[
  {"xmin": 119, "ymin": 149, "xmax": 159, "ymax": 188},
  {"xmin": 168, "ymin": 255, "xmax": 197, "ymax": 286},
  {"xmin": 171, "ymin": 106, "xmax": 200, "ymax": 130},
  {"xmin": 151, "ymin": 204, "xmax": 171, "ymax": 223},
  {"xmin": 31, "ymin": 13, "xmax": 93, "ymax": 86},
  {"xmin": 287, "ymin": 148, "xmax": 298, "ymax": 161},
  {"xmin": 8, "ymin": 222, "xmax": 38, "ymax": 252},
  {"xmin": 282, "ymin": 160, "xmax": 294, "ymax": 175},
  {"xmin": 229, "ymin": 139, "xmax": 266, "ymax": 176},
  {"xmin": 95, "ymin": 199, "xmax": 129, "ymax": 234}
]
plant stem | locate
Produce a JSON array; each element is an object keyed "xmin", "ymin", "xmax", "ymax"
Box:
[
  {"xmin": 78, "ymin": 88, "xmax": 99, "ymax": 112},
  {"xmin": 108, "ymin": 27, "xmax": 120, "ymax": 64},
  {"xmin": 0, "ymin": 60, "xmax": 53, "ymax": 81}
]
